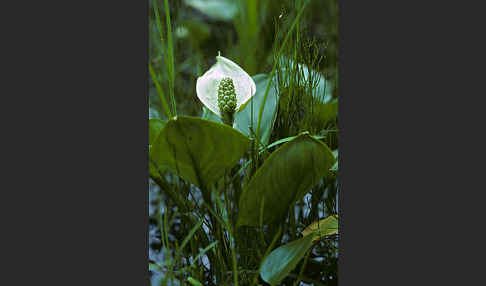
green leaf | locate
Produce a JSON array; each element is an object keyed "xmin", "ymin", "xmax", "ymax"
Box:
[
  {"xmin": 263, "ymin": 135, "xmax": 325, "ymax": 153},
  {"xmin": 191, "ymin": 241, "xmax": 218, "ymax": 267},
  {"xmin": 149, "ymin": 119, "xmax": 166, "ymax": 147},
  {"xmin": 184, "ymin": 0, "xmax": 238, "ymax": 21},
  {"xmin": 149, "ymin": 161, "xmax": 164, "ymax": 179},
  {"xmin": 149, "ymin": 119, "xmax": 167, "ymax": 178},
  {"xmin": 177, "ymin": 219, "xmax": 203, "ymax": 255},
  {"xmin": 301, "ymin": 214, "xmax": 339, "ymax": 242},
  {"xmin": 312, "ymin": 98, "xmax": 338, "ymax": 128},
  {"xmin": 203, "ymin": 73, "xmax": 279, "ymax": 146},
  {"xmin": 187, "ymin": 277, "xmax": 203, "ymax": 286},
  {"xmin": 150, "ymin": 116, "xmax": 251, "ymax": 189},
  {"xmin": 149, "ymin": 263, "xmax": 161, "ymax": 272},
  {"xmin": 260, "ymin": 234, "xmax": 314, "ymax": 286},
  {"xmin": 234, "ymin": 73, "xmax": 278, "ymax": 146},
  {"xmin": 237, "ymin": 132, "xmax": 335, "ymax": 226}
]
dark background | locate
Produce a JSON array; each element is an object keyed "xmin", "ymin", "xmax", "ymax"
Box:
[{"xmin": 2, "ymin": 0, "xmax": 483, "ymax": 285}]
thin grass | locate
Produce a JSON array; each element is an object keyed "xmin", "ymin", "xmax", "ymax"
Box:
[
  {"xmin": 149, "ymin": 63, "xmax": 172, "ymax": 118},
  {"xmin": 162, "ymin": 0, "xmax": 177, "ymax": 116},
  {"xmin": 177, "ymin": 218, "xmax": 203, "ymax": 256},
  {"xmin": 256, "ymin": 0, "xmax": 310, "ymax": 140},
  {"xmin": 152, "ymin": 0, "xmax": 165, "ymax": 59}
]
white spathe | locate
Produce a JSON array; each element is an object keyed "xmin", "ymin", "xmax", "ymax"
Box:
[{"xmin": 196, "ymin": 55, "xmax": 256, "ymax": 117}]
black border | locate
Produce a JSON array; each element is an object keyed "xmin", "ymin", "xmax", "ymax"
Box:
[
  {"xmin": 336, "ymin": 1, "xmax": 476, "ymax": 285},
  {"xmin": 338, "ymin": 0, "xmax": 344, "ymax": 283},
  {"xmin": 9, "ymin": 0, "xmax": 149, "ymax": 285}
]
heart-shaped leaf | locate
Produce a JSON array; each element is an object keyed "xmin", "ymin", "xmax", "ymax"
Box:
[
  {"xmin": 237, "ymin": 132, "xmax": 335, "ymax": 226},
  {"xmin": 150, "ymin": 116, "xmax": 251, "ymax": 189}
]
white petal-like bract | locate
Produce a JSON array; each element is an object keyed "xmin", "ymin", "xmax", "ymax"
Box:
[{"xmin": 196, "ymin": 55, "xmax": 256, "ymax": 117}]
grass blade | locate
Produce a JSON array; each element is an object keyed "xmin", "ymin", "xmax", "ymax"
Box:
[
  {"xmin": 149, "ymin": 63, "xmax": 172, "ymax": 118},
  {"xmin": 177, "ymin": 218, "xmax": 203, "ymax": 255},
  {"xmin": 163, "ymin": 0, "xmax": 177, "ymax": 116},
  {"xmin": 152, "ymin": 0, "xmax": 165, "ymax": 57},
  {"xmin": 192, "ymin": 241, "xmax": 218, "ymax": 265}
]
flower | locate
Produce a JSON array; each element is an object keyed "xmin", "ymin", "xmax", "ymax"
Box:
[
  {"xmin": 217, "ymin": 77, "xmax": 237, "ymax": 114},
  {"xmin": 196, "ymin": 55, "xmax": 256, "ymax": 118}
]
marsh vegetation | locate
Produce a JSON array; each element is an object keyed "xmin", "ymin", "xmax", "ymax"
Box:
[{"xmin": 149, "ymin": 1, "xmax": 339, "ymax": 285}]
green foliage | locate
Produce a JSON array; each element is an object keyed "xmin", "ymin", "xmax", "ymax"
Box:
[
  {"xmin": 302, "ymin": 214, "xmax": 339, "ymax": 242},
  {"xmin": 150, "ymin": 116, "xmax": 251, "ymax": 190},
  {"xmin": 148, "ymin": 0, "xmax": 339, "ymax": 285},
  {"xmin": 260, "ymin": 234, "xmax": 314, "ymax": 286},
  {"xmin": 149, "ymin": 118, "xmax": 166, "ymax": 147},
  {"xmin": 237, "ymin": 133, "xmax": 335, "ymax": 227},
  {"xmin": 260, "ymin": 214, "xmax": 339, "ymax": 286},
  {"xmin": 234, "ymin": 73, "xmax": 279, "ymax": 146},
  {"xmin": 149, "ymin": 63, "xmax": 172, "ymax": 119},
  {"xmin": 255, "ymin": 0, "xmax": 311, "ymax": 141},
  {"xmin": 312, "ymin": 99, "xmax": 338, "ymax": 131},
  {"xmin": 187, "ymin": 276, "xmax": 204, "ymax": 286},
  {"xmin": 201, "ymin": 72, "xmax": 279, "ymax": 146},
  {"xmin": 149, "ymin": 118, "xmax": 167, "ymax": 178}
]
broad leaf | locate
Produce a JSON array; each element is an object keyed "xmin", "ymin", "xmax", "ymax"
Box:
[
  {"xmin": 263, "ymin": 135, "xmax": 325, "ymax": 153},
  {"xmin": 302, "ymin": 214, "xmax": 339, "ymax": 242},
  {"xmin": 234, "ymin": 73, "xmax": 279, "ymax": 145},
  {"xmin": 237, "ymin": 132, "xmax": 335, "ymax": 226},
  {"xmin": 149, "ymin": 119, "xmax": 166, "ymax": 147},
  {"xmin": 312, "ymin": 98, "xmax": 338, "ymax": 128},
  {"xmin": 150, "ymin": 116, "xmax": 251, "ymax": 189},
  {"xmin": 260, "ymin": 234, "xmax": 314, "ymax": 286},
  {"xmin": 149, "ymin": 119, "xmax": 167, "ymax": 178}
]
